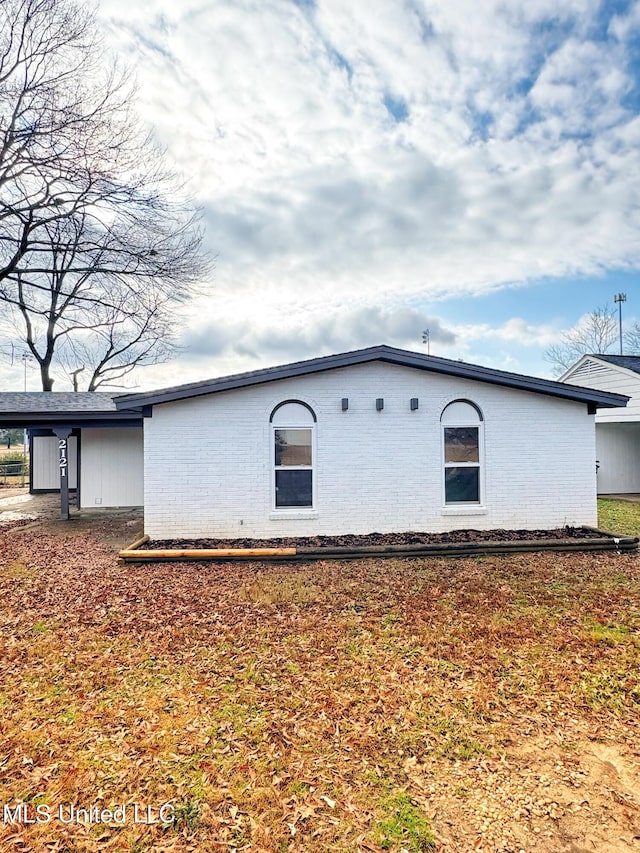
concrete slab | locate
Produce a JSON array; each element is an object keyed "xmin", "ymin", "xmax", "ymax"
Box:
[{"xmin": 0, "ymin": 493, "xmax": 31, "ymax": 507}]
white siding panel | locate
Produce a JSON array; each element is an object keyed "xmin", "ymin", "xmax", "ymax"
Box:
[
  {"xmin": 562, "ymin": 363, "xmax": 640, "ymax": 422},
  {"xmin": 79, "ymin": 428, "xmax": 143, "ymax": 508},
  {"xmin": 596, "ymin": 423, "xmax": 640, "ymax": 494},
  {"xmin": 143, "ymin": 362, "xmax": 598, "ymax": 539},
  {"xmin": 562, "ymin": 359, "xmax": 640, "ymax": 493},
  {"xmin": 32, "ymin": 436, "xmax": 77, "ymax": 490}
]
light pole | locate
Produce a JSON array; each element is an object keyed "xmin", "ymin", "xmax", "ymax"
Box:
[
  {"xmin": 20, "ymin": 352, "xmax": 30, "ymax": 486},
  {"xmin": 614, "ymin": 293, "xmax": 626, "ymax": 355},
  {"xmin": 422, "ymin": 328, "xmax": 430, "ymax": 355},
  {"xmin": 21, "ymin": 352, "xmax": 30, "ymax": 391}
]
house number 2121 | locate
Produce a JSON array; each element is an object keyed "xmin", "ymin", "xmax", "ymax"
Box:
[{"xmin": 59, "ymin": 439, "xmax": 68, "ymax": 478}]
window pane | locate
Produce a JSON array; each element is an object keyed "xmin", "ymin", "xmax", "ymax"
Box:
[
  {"xmin": 444, "ymin": 427, "xmax": 479, "ymax": 463},
  {"xmin": 445, "ymin": 467, "xmax": 479, "ymax": 503},
  {"xmin": 276, "ymin": 470, "xmax": 313, "ymax": 507},
  {"xmin": 275, "ymin": 429, "xmax": 312, "ymax": 466}
]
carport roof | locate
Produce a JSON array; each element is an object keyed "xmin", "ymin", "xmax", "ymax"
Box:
[
  {"xmin": 113, "ymin": 344, "xmax": 629, "ymax": 411},
  {"xmin": 0, "ymin": 392, "xmax": 143, "ymax": 427}
]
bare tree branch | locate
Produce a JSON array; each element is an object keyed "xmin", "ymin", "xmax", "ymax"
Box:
[
  {"xmin": 0, "ymin": 0, "xmax": 210, "ymax": 389},
  {"xmin": 624, "ymin": 322, "xmax": 640, "ymax": 355},
  {"xmin": 544, "ymin": 305, "xmax": 619, "ymax": 376}
]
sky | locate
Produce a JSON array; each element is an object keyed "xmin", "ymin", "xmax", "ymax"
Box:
[{"xmin": 14, "ymin": 0, "xmax": 640, "ymax": 390}]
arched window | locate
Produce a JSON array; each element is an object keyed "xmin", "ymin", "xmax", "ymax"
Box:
[
  {"xmin": 270, "ymin": 401, "xmax": 316, "ymax": 509},
  {"xmin": 441, "ymin": 400, "xmax": 483, "ymax": 505}
]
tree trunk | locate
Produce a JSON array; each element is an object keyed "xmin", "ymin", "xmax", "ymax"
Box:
[{"xmin": 40, "ymin": 363, "xmax": 54, "ymax": 391}]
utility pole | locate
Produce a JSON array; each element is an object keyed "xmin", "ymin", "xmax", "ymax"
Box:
[{"xmin": 614, "ymin": 293, "xmax": 626, "ymax": 355}]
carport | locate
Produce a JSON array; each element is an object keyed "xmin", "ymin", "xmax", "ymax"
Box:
[{"xmin": 0, "ymin": 393, "xmax": 145, "ymax": 519}]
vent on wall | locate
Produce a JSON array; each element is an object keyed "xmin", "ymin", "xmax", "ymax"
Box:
[{"xmin": 571, "ymin": 359, "xmax": 609, "ymax": 379}]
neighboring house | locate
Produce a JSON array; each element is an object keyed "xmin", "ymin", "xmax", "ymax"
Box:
[
  {"xmin": 110, "ymin": 345, "xmax": 627, "ymax": 540},
  {"xmin": 0, "ymin": 393, "xmax": 144, "ymax": 514},
  {"xmin": 559, "ymin": 354, "xmax": 640, "ymax": 495}
]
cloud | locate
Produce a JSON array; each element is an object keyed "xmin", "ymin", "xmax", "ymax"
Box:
[
  {"xmin": 455, "ymin": 317, "xmax": 561, "ymax": 348},
  {"xmin": 528, "ymin": 38, "xmax": 629, "ymax": 133},
  {"xmin": 96, "ymin": 0, "xmax": 640, "ymax": 299},
  {"xmin": 127, "ymin": 309, "xmax": 566, "ymax": 391},
  {"xmin": 88, "ymin": 0, "xmax": 640, "ymax": 385},
  {"xmin": 183, "ymin": 304, "xmax": 455, "ymax": 363},
  {"xmin": 609, "ymin": 2, "xmax": 640, "ymax": 41}
]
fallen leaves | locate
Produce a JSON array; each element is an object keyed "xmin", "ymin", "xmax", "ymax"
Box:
[{"xmin": 0, "ymin": 528, "xmax": 639, "ymax": 852}]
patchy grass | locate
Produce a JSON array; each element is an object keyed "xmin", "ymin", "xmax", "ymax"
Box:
[
  {"xmin": 375, "ymin": 790, "xmax": 435, "ymax": 851},
  {"xmin": 0, "ymin": 530, "xmax": 639, "ymax": 852},
  {"xmin": 598, "ymin": 496, "xmax": 640, "ymax": 537}
]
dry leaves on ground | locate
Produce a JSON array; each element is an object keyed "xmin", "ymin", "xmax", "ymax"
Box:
[{"xmin": 0, "ymin": 527, "xmax": 639, "ymax": 852}]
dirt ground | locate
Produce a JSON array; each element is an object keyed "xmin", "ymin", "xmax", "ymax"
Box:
[
  {"xmin": 0, "ymin": 496, "xmax": 638, "ymax": 852},
  {"xmin": 419, "ymin": 734, "xmax": 640, "ymax": 852},
  {"xmin": 147, "ymin": 526, "xmax": 608, "ymax": 550},
  {"xmin": 0, "ymin": 488, "xmax": 143, "ymax": 548}
]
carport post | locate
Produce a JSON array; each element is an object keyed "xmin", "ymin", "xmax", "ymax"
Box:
[{"xmin": 54, "ymin": 427, "xmax": 72, "ymax": 520}]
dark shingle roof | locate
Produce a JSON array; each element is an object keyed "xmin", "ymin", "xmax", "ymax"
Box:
[
  {"xmin": 0, "ymin": 392, "xmax": 119, "ymax": 413},
  {"xmin": 0, "ymin": 392, "xmax": 143, "ymax": 427},
  {"xmin": 115, "ymin": 344, "xmax": 629, "ymax": 410},
  {"xmin": 591, "ymin": 354, "xmax": 640, "ymax": 375}
]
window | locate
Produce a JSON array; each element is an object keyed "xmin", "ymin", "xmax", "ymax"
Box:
[
  {"xmin": 270, "ymin": 402, "xmax": 315, "ymax": 510},
  {"xmin": 441, "ymin": 400, "xmax": 483, "ymax": 505}
]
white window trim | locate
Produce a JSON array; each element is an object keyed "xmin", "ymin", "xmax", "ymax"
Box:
[
  {"xmin": 441, "ymin": 506, "xmax": 488, "ymax": 517},
  {"xmin": 441, "ymin": 418, "xmax": 485, "ymax": 510},
  {"xmin": 269, "ymin": 511, "xmax": 319, "ymax": 521},
  {"xmin": 271, "ymin": 423, "xmax": 317, "ymax": 513}
]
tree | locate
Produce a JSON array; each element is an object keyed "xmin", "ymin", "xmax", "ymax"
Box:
[
  {"xmin": 0, "ymin": 0, "xmax": 208, "ymax": 390},
  {"xmin": 624, "ymin": 321, "xmax": 640, "ymax": 355},
  {"xmin": 544, "ymin": 305, "xmax": 619, "ymax": 376},
  {"xmin": 545, "ymin": 304, "xmax": 640, "ymax": 376},
  {"xmin": 0, "ymin": 428, "xmax": 25, "ymax": 447}
]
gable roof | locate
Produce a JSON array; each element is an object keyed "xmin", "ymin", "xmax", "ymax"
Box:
[
  {"xmin": 559, "ymin": 353, "xmax": 640, "ymax": 385},
  {"xmin": 114, "ymin": 345, "xmax": 628, "ymax": 411},
  {"xmin": 592, "ymin": 354, "xmax": 640, "ymax": 375}
]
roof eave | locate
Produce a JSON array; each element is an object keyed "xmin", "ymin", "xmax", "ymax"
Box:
[
  {"xmin": 0, "ymin": 412, "xmax": 144, "ymax": 427},
  {"xmin": 114, "ymin": 345, "xmax": 629, "ymax": 410}
]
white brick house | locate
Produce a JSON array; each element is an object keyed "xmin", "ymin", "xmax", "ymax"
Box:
[
  {"xmin": 115, "ymin": 345, "xmax": 627, "ymax": 539},
  {"xmin": 560, "ymin": 354, "xmax": 640, "ymax": 494}
]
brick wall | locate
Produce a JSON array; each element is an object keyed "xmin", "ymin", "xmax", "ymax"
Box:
[{"xmin": 143, "ymin": 361, "xmax": 597, "ymax": 538}]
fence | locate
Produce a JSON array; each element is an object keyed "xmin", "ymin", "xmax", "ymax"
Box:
[{"xmin": 0, "ymin": 456, "xmax": 29, "ymax": 487}]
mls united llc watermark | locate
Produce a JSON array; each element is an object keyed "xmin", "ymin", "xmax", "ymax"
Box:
[{"xmin": 2, "ymin": 802, "xmax": 175, "ymax": 826}]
